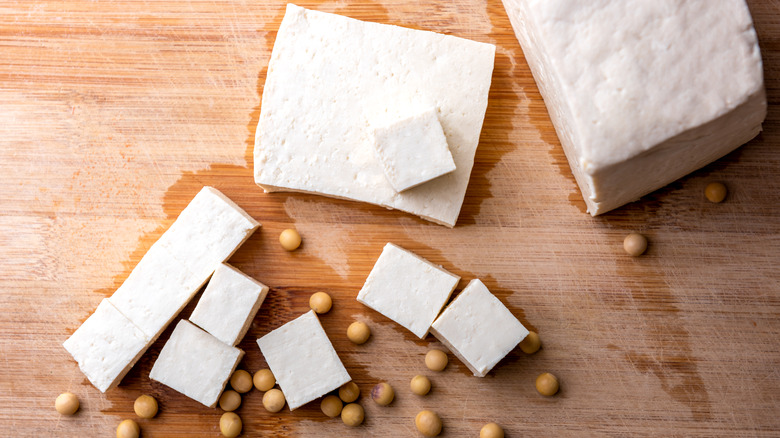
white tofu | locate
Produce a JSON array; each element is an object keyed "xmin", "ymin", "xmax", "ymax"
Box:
[
  {"xmin": 157, "ymin": 186, "xmax": 260, "ymax": 283},
  {"xmin": 430, "ymin": 279, "xmax": 528, "ymax": 377},
  {"xmin": 502, "ymin": 0, "xmax": 766, "ymax": 214},
  {"xmin": 149, "ymin": 320, "xmax": 244, "ymax": 408},
  {"xmin": 189, "ymin": 263, "xmax": 269, "ymax": 346},
  {"xmin": 63, "ymin": 299, "xmax": 150, "ymax": 393},
  {"xmin": 254, "ymin": 4, "xmax": 495, "ymax": 227},
  {"xmin": 373, "ymin": 106, "xmax": 456, "ymax": 193},
  {"xmin": 357, "ymin": 243, "xmax": 459, "ymax": 339},
  {"xmin": 256, "ymin": 310, "xmax": 351, "ymax": 410}
]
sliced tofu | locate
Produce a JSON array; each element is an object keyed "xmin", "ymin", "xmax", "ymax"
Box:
[
  {"xmin": 254, "ymin": 4, "xmax": 495, "ymax": 227},
  {"xmin": 357, "ymin": 243, "xmax": 459, "ymax": 339},
  {"xmin": 256, "ymin": 310, "xmax": 351, "ymax": 410},
  {"xmin": 189, "ymin": 263, "xmax": 269, "ymax": 346},
  {"xmin": 149, "ymin": 320, "xmax": 244, "ymax": 408},
  {"xmin": 372, "ymin": 106, "xmax": 456, "ymax": 193},
  {"xmin": 63, "ymin": 299, "xmax": 150, "ymax": 393},
  {"xmin": 430, "ymin": 279, "xmax": 528, "ymax": 377}
]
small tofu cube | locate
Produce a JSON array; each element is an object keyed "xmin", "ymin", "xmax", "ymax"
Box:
[
  {"xmin": 63, "ymin": 299, "xmax": 150, "ymax": 393},
  {"xmin": 189, "ymin": 263, "xmax": 269, "ymax": 346},
  {"xmin": 430, "ymin": 279, "xmax": 529, "ymax": 377},
  {"xmin": 373, "ymin": 106, "xmax": 456, "ymax": 192},
  {"xmin": 357, "ymin": 243, "xmax": 459, "ymax": 338},
  {"xmin": 256, "ymin": 310, "xmax": 351, "ymax": 410},
  {"xmin": 149, "ymin": 320, "xmax": 244, "ymax": 408}
]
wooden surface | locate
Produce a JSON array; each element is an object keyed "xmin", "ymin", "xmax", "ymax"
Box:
[{"xmin": 1, "ymin": 1, "xmax": 779, "ymax": 436}]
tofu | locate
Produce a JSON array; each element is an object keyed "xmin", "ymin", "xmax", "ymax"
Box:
[
  {"xmin": 256, "ymin": 310, "xmax": 351, "ymax": 410},
  {"xmin": 254, "ymin": 4, "xmax": 495, "ymax": 227},
  {"xmin": 357, "ymin": 243, "xmax": 459, "ymax": 339},
  {"xmin": 149, "ymin": 320, "xmax": 244, "ymax": 408},
  {"xmin": 63, "ymin": 300, "xmax": 150, "ymax": 393},
  {"xmin": 430, "ymin": 279, "xmax": 528, "ymax": 377},
  {"xmin": 189, "ymin": 263, "xmax": 269, "ymax": 346},
  {"xmin": 502, "ymin": 0, "xmax": 766, "ymax": 215},
  {"xmin": 373, "ymin": 106, "xmax": 456, "ymax": 192}
]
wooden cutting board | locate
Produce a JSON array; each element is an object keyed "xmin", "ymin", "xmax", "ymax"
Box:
[{"xmin": 1, "ymin": 1, "xmax": 778, "ymax": 436}]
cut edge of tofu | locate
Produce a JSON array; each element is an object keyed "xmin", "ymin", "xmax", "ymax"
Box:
[{"xmin": 201, "ymin": 186, "xmax": 260, "ymax": 229}]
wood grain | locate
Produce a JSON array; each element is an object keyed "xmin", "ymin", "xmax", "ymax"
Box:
[{"xmin": 1, "ymin": 1, "xmax": 779, "ymax": 436}]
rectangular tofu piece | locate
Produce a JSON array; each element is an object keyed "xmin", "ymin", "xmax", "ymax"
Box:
[
  {"xmin": 502, "ymin": 0, "xmax": 766, "ymax": 215},
  {"xmin": 189, "ymin": 263, "xmax": 269, "ymax": 346},
  {"xmin": 149, "ymin": 320, "xmax": 244, "ymax": 408},
  {"xmin": 256, "ymin": 310, "xmax": 351, "ymax": 410},
  {"xmin": 373, "ymin": 106, "xmax": 456, "ymax": 192},
  {"xmin": 430, "ymin": 279, "xmax": 528, "ymax": 377},
  {"xmin": 357, "ymin": 243, "xmax": 459, "ymax": 338},
  {"xmin": 254, "ymin": 4, "xmax": 495, "ymax": 227},
  {"xmin": 63, "ymin": 300, "xmax": 150, "ymax": 393}
]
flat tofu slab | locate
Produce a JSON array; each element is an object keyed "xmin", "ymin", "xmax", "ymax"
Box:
[
  {"xmin": 254, "ymin": 4, "xmax": 495, "ymax": 227},
  {"xmin": 256, "ymin": 310, "xmax": 351, "ymax": 410},
  {"xmin": 189, "ymin": 263, "xmax": 269, "ymax": 346},
  {"xmin": 149, "ymin": 320, "xmax": 244, "ymax": 408},
  {"xmin": 357, "ymin": 243, "xmax": 459, "ymax": 339},
  {"xmin": 373, "ymin": 106, "xmax": 456, "ymax": 192},
  {"xmin": 502, "ymin": 0, "xmax": 766, "ymax": 215},
  {"xmin": 430, "ymin": 279, "xmax": 528, "ymax": 377},
  {"xmin": 63, "ymin": 300, "xmax": 150, "ymax": 393}
]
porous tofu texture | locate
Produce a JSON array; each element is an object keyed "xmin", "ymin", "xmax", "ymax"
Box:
[
  {"xmin": 357, "ymin": 243, "xmax": 460, "ymax": 339},
  {"xmin": 430, "ymin": 279, "xmax": 528, "ymax": 377},
  {"xmin": 189, "ymin": 263, "xmax": 269, "ymax": 346},
  {"xmin": 502, "ymin": 0, "xmax": 766, "ymax": 214},
  {"xmin": 63, "ymin": 300, "xmax": 150, "ymax": 393},
  {"xmin": 254, "ymin": 4, "xmax": 495, "ymax": 227},
  {"xmin": 373, "ymin": 106, "xmax": 456, "ymax": 193},
  {"xmin": 257, "ymin": 311, "xmax": 351, "ymax": 410},
  {"xmin": 149, "ymin": 320, "xmax": 244, "ymax": 408}
]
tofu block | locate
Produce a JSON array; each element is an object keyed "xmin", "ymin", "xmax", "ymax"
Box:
[
  {"xmin": 430, "ymin": 279, "xmax": 528, "ymax": 377},
  {"xmin": 256, "ymin": 310, "xmax": 351, "ymax": 410},
  {"xmin": 254, "ymin": 4, "xmax": 495, "ymax": 227},
  {"xmin": 373, "ymin": 106, "xmax": 456, "ymax": 192},
  {"xmin": 63, "ymin": 300, "xmax": 150, "ymax": 393},
  {"xmin": 357, "ymin": 243, "xmax": 460, "ymax": 339},
  {"xmin": 502, "ymin": 0, "xmax": 766, "ymax": 215},
  {"xmin": 189, "ymin": 263, "xmax": 269, "ymax": 346},
  {"xmin": 149, "ymin": 320, "xmax": 244, "ymax": 408}
]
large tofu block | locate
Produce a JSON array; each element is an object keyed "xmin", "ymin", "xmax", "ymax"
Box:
[
  {"xmin": 63, "ymin": 300, "xmax": 150, "ymax": 393},
  {"xmin": 430, "ymin": 279, "xmax": 528, "ymax": 377},
  {"xmin": 256, "ymin": 311, "xmax": 351, "ymax": 410},
  {"xmin": 373, "ymin": 106, "xmax": 456, "ymax": 193},
  {"xmin": 502, "ymin": 0, "xmax": 766, "ymax": 215},
  {"xmin": 189, "ymin": 263, "xmax": 269, "ymax": 346},
  {"xmin": 357, "ymin": 243, "xmax": 460, "ymax": 339},
  {"xmin": 149, "ymin": 320, "xmax": 244, "ymax": 408},
  {"xmin": 254, "ymin": 4, "xmax": 495, "ymax": 227}
]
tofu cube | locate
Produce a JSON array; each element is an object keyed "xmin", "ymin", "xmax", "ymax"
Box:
[
  {"xmin": 430, "ymin": 279, "xmax": 529, "ymax": 377},
  {"xmin": 149, "ymin": 320, "xmax": 244, "ymax": 408},
  {"xmin": 373, "ymin": 106, "xmax": 456, "ymax": 192},
  {"xmin": 357, "ymin": 243, "xmax": 459, "ymax": 339},
  {"xmin": 502, "ymin": 0, "xmax": 766, "ymax": 214},
  {"xmin": 256, "ymin": 310, "xmax": 351, "ymax": 410},
  {"xmin": 254, "ymin": 4, "xmax": 496, "ymax": 227},
  {"xmin": 189, "ymin": 263, "xmax": 269, "ymax": 346},
  {"xmin": 63, "ymin": 299, "xmax": 150, "ymax": 393}
]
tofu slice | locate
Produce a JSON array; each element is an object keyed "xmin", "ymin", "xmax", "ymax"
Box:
[
  {"xmin": 430, "ymin": 279, "xmax": 528, "ymax": 377},
  {"xmin": 63, "ymin": 299, "xmax": 150, "ymax": 393},
  {"xmin": 149, "ymin": 320, "xmax": 244, "ymax": 408},
  {"xmin": 189, "ymin": 263, "xmax": 269, "ymax": 346},
  {"xmin": 373, "ymin": 106, "xmax": 456, "ymax": 193},
  {"xmin": 256, "ymin": 310, "xmax": 351, "ymax": 410},
  {"xmin": 502, "ymin": 0, "xmax": 766, "ymax": 215},
  {"xmin": 254, "ymin": 4, "xmax": 495, "ymax": 227},
  {"xmin": 357, "ymin": 243, "xmax": 459, "ymax": 339}
]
